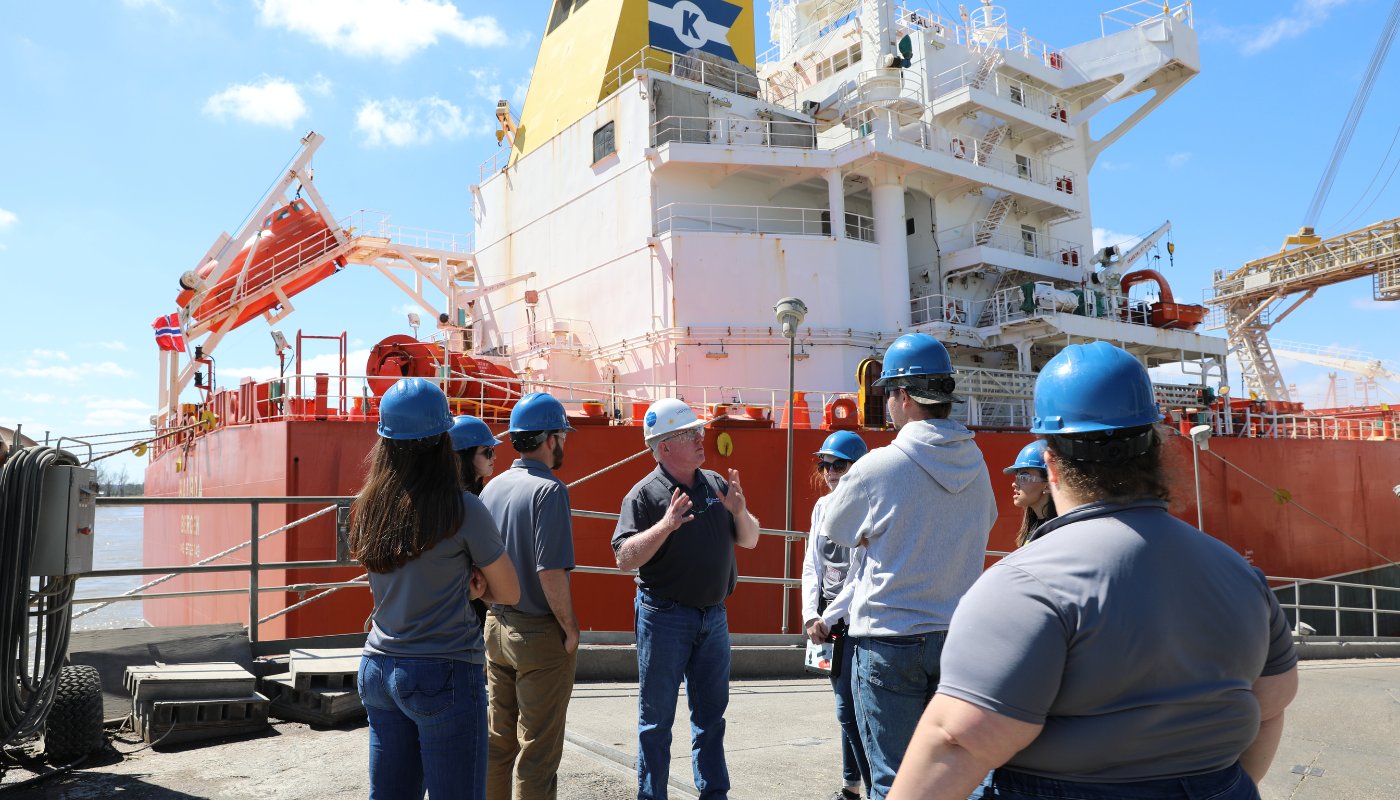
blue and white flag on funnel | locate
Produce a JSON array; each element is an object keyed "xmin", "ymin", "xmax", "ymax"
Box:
[{"xmin": 648, "ymin": 0, "xmax": 743, "ymax": 62}]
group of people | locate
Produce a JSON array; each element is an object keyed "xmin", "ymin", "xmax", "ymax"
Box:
[
  {"xmin": 347, "ymin": 382, "xmax": 760, "ymax": 800},
  {"xmin": 349, "ymin": 330, "xmax": 1300, "ymax": 800}
]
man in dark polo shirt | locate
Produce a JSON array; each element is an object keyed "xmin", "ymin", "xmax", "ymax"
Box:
[{"xmin": 612, "ymin": 398, "xmax": 761, "ymax": 800}]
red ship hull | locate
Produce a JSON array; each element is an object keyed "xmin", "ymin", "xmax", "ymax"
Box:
[{"xmin": 143, "ymin": 420, "xmax": 1400, "ymax": 637}]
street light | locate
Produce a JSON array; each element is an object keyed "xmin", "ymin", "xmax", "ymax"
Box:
[
  {"xmin": 1189, "ymin": 423, "xmax": 1212, "ymax": 530},
  {"xmin": 773, "ymin": 297, "xmax": 808, "ymax": 536}
]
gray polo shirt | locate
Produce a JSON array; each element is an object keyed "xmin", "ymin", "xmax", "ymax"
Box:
[
  {"xmin": 612, "ymin": 466, "xmax": 737, "ymax": 608},
  {"xmin": 364, "ymin": 492, "xmax": 506, "ymax": 664},
  {"xmin": 480, "ymin": 458, "xmax": 575, "ymax": 617},
  {"xmin": 938, "ymin": 499, "xmax": 1298, "ymax": 782}
]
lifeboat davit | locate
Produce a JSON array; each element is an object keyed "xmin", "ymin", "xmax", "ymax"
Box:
[
  {"xmin": 365, "ymin": 334, "xmax": 521, "ymax": 417},
  {"xmin": 1119, "ymin": 269, "xmax": 1208, "ymax": 331},
  {"xmin": 176, "ymin": 199, "xmax": 347, "ymax": 329}
]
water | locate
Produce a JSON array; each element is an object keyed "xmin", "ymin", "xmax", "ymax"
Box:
[{"xmin": 71, "ymin": 505, "xmax": 148, "ymax": 631}]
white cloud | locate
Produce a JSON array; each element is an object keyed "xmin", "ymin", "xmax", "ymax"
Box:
[
  {"xmin": 22, "ymin": 393, "xmax": 62, "ymax": 405},
  {"xmin": 355, "ymin": 96, "xmax": 486, "ymax": 147},
  {"xmin": 203, "ymin": 77, "xmax": 308, "ymax": 129},
  {"xmin": 1350, "ymin": 298, "xmax": 1399, "ymax": 312},
  {"xmin": 79, "ymin": 407, "xmax": 155, "ymax": 431},
  {"xmin": 256, "ymin": 0, "xmax": 508, "ymax": 62},
  {"xmin": 91, "ymin": 340, "xmax": 130, "ymax": 352},
  {"xmin": 0, "ymin": 360, "xmax": 131, "ymax": 383},
  {"xmin": 0, "ymin": 208, "xmax": 17, "ymax": 229},
  {"xmin": 468, "ymin": 69, "xmax": 502, "ymax": 103},
  {"xmin": 512, "ymin": 70, "xmax": 533, "ymax": 108},
  {"xmin": 1092, "ymin": 227, "xmax": 1142, "ymax": 253},
  {"xmin": 225, "ymin": 349, "xmax": 371, "ymax": 385},
  {"xmin": 305, "ymin": 73, "xmax": 334, "ymax": 97},
  {"xmin": 1241, "ymin": 0, "xmax": 1350, "ymax": 55},
  {"xmin": 32, "ymin": 349, "xmax": 69, "ymax": 361},
  {"xmin": 1167, "ymin": 152, "xmax": 1192, "ymax": 168},
  {"xmin": 1096, "ymin": 159, "xmax": 1132, "ymax": 172}
]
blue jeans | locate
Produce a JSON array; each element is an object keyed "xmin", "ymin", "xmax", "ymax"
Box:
[
  {"xmin": 635, "ymin": 589, "xmax": 731, "ymax": 800},
  {"xmin": 358, "ymin": 654, "xmax": 488, "ymax": 800},
  {"xmin": 852, "ymin": 632, "xmax": 947, "ymax": 800},
  {"xmin": 970, "ymin": 762, "xmax": 1259, "ymax": 799},
  {"xmin": 831, "ymin": 638, "xmax": 870, "ymax": 792}
]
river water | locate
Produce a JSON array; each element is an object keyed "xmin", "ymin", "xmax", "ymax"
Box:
[{"xmin": 72, "ymin": 505, "xmax": 148, "ymax": 631}]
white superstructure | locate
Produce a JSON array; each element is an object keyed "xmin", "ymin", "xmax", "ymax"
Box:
[{"xmin": 470, "ymin": 1, "xmax": 1222, "ymax": 425}]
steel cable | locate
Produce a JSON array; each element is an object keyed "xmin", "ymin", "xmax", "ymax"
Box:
[{"xmin": 0, "ymin": 448, "xmax": 80, "ymax": 750}]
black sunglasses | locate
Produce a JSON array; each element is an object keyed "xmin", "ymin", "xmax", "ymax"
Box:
[
  {"xmin": 816, "ymin": 459, "xmax": 853, "ymax": 473},
  {"xmin": 477, "ymin": 447, "xmax": 496, "ymax": 459}
]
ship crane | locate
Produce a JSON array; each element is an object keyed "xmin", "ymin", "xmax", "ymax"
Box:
[{"xmin": 1269, "ymin": 340, "xmax": 1400, "ymax": 406}]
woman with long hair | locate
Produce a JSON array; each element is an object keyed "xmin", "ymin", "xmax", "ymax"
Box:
[
  {"xmin": 450, "ymin": 415, "xmax": 499, "ymax": 496},
  {"xmin": 890, "ymin": 343, "xmax": 1298, "ymax": 800},
  {"xmin": 352, "ymin": 379, "xmax": 520, "ymax": 800},
  {"xmin": 1004, "ymin": 440, "xmax": 1056, "ymax": 548},
  {"xmin": 801, "ymin": 430, "xmax": 872, "ymax": 800}
]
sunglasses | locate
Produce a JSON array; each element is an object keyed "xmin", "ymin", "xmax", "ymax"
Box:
[
  {"xmin": 816, "ymin": 459, "xmax": 852, "ymax": 473},
  {"xmin": 664, "ymin": 428, "xmax": 703, "ymax": 445},
  {"xmin": 476, "ymin": 447, "xmax": 496, "ymax": 459},
  {"xmin": 1013, "ymin": 472, "xmax": 1046, "ymax": 485}
]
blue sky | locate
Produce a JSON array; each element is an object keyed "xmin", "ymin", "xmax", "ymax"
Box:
[{"xmin": 2, "ymin": 0, "xmax": 1398, "ymax": 478}]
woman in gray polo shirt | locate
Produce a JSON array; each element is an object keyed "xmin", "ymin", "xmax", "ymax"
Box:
[
  {"xmin": 351, "ymin": 379, "xmax": 520, "ymax": 800},
  {"xmin": 889, "ymin": 343, "xmax": 1299, "ymax": 800}
]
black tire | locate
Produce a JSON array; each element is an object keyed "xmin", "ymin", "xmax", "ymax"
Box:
[{"xmin": 44, "ymin": 665, "xmax": 104, "ymax": 763}]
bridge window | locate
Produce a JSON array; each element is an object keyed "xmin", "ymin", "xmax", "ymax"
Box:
[
  {"xmin": 593, "ymin": 121, "xmax": 616, "ymax": 163},
  {"xmin": 548, "ymin": 0, "xmax": 589, "ymax": 34}
]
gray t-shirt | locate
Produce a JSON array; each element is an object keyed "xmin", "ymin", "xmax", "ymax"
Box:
[
  {"xmin": 364, "ymin": 492, "xmax": 506, "ymax": 665},
  {"xmin": 480, "ymin": 458, "xmax": 575, "ymax": 617},
  {"xmin": 611, "ymin": 466, "xmax": 737, "ymax": 608},
  {"xmin": 938, "ymin": 500, "xmax": 1298, "ymax": 782}
]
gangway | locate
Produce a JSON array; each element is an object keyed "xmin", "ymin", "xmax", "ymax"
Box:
[{"xmin": 1207, "ymin": 216, "xmax": 1400, "ymax": 402}]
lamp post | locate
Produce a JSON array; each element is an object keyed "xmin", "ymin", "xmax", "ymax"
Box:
[
  {"xmin": 1189, "ymin": 423, "xmax": 1212, "ymax": 530},
  {"xmin": 774, "ymin": 297, "xmax": 807, "ymax": 635}
]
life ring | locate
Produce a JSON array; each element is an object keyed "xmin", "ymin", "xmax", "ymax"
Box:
[
  {"xmin": 945, "ymin": 302, "xmax": 964, "ymax": 324},
  {"xmin": 951, "ymin": 138, "xmax": 967, "ymax": 159}
]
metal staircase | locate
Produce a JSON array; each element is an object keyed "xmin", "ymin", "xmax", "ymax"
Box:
[
  {"xmin": 969, "ymin": 51, "xmax": 1003, "ymax": 89},
  {"xmin": 974, "ymin": 194, "xmax": 1015, "ymax": 245},
  {"xmin": 974, "ymin": 123, "xmax": 1010, "ymax": 165}
]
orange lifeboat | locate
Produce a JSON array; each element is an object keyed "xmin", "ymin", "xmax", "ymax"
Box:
[
  {"xmin": 1119, "ymin": 269, "xmax": 1208, "ymax": 331},
  {"xmin": 176, "ymin": 199, "xmax": 347, "ymax": 329}
]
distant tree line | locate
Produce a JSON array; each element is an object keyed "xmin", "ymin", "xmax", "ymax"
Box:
[{"xmin": 94, "ymin": 463, "xmax": 144, "ymax": 496}]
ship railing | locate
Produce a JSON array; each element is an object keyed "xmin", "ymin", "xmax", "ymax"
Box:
[
  {"xmin": 479, "ymin": 147, "xmax": 512, "ymax": 183},
  {"xmin": 938, "ymin": 223, "xmax": 1084, "ymax": 264},
  {"xmin": 605, "ymin": 47, "xmax": 781, "ymax": 108},
  {"xmin": 1268, "ymin": 574, "xmax": 1400, "ymax": 638},
  {"xmin": 338, "ymin": 210, "xmax": 474, "ymax": 254},
  {"xmin": 930, "ymin": 63, "xmax": 1068, "ymax": 118},
  {"xmin": 1101, "ymin": 1, "xmax": 1194, "ymax": 37},
  {"xmin": 759, "ymin": 4, "xmax": 957, "ymax": 68},
  {"xmin": 931, "ymin": 128, "xmax": 1076, "ymax": 193},
  {"xmin": 655, "ymin": 202, "xmax": 876, "ymax": 243},
  {"xmin": 652, "ymin": 115, "xmax": 820, "ymax": 150},
  {"xmin": 490, "ymin": 317, "xmax": 600, "ymax": 360},
  {"xmin": 187, "ymin": 226, "xmax": 344, "ymax": 325},
  {"xmin": 963, "ymin": 16, "xmax": 1066, "ymax": 70}
]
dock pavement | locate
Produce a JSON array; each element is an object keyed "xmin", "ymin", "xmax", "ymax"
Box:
[{"xmin": 2, "ymin": 658, "xmax": 1396, "ymax": 799}]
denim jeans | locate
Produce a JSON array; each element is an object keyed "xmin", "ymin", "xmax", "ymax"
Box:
[
  {"xmin": 831, "ymin": 637, "xmax": 870, "ymax": 792},
  {"xmin": 359, "ymin": 654, "xmax": 488, "ymax": 800},
  {"xmin": 969, "ymin": 762, "xmax": 1260, "ymax": 799},
  {"xmin": 635, "ymin": 589, "xmax": 732, "ymax": 800},
  {"xmin": 852, "ymin": 632, "xmax": 947, "ymax": 800}
]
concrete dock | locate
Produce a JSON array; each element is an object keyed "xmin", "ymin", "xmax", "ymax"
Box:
[{"xmin": 2, "ymin": 657, "xmax": 1396, "ymax": 799}]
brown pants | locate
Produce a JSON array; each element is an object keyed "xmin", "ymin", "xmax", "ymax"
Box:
[{"xmin": 485, "ymin": 609, "xmax": 578, "ymax": 800}]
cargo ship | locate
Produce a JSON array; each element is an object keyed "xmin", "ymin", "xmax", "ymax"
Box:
[{"xmin": 142, "ymin": 0, "xmax": 1400, "ymax": 640}]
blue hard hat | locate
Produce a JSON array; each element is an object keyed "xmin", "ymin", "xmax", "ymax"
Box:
[
  {"xmin": 377, "ymin": 378, "xmax": 454, "ymax": 441},
  {"xmin": 873, "ymin": 333, "xmax": 954, "ymax": 385},
  {"xmin": 507, "ymin": 392, "xmax": 575, "ymax": 434},
  {"xmin": 1029, "ymin": 342, "xmax": 1162, "ymax": 435},
  {"xmin": 815, "ymin": 431, "xmax": 868, "ymax": 462},
  {"xmin": 1003, "ymin": 440, "xmax": 1048, "ymax": 474},
  {"xmin": 449, "ymin": 415, "xmax": 497, "ymax": 451}
]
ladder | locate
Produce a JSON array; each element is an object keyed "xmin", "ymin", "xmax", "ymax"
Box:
[
  {"xmin": 974, "ymin": 194, "xmax": 1015, "ymax": 245},
  {"xmin": 970, "ymin": 51, "xmax": 1003, "ymax": 89},
  {"xmin": 975, "ymin": 124, "xmax": 1010, "ymax": 165}
]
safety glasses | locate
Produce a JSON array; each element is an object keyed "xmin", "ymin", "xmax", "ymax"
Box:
[
  {"xmin": 664, "ymin": 428, "xmax": 703, "ymax": 445},
  {"xmin": 1013, "ymin": 471, "xmax": 1046, "ymax": 486},
  {"xmin": 816, "ymin": 459, "xmax": 852, "ymax": 473}
]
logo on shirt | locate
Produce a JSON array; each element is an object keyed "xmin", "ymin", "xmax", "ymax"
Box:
[{"xmin": 647, "ymin": 0, "xmax": 742, "ymax": 62}]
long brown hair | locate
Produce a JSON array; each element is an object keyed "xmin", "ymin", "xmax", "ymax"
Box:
[
  {"xmin": 457, "ymin": 447, "xmax": 487, "ymax": 496},
  {"xmin": 350, "ymin": 434, "xmax": 464, "ymax": 573},
  {"xmin": 1014, "ymin": 488, "xmax": 1056, "ymax": 548}
]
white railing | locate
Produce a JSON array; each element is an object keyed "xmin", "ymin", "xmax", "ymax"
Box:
[
  {"xmin": 487, "ymin": 317, "xmax": 598, "ymax": 360},
  {"xmin": 910, "ymin": 293, "xmax": 976, "ymax": 326},
  {"xmin": 1270, "ymin": 574, "xmax": 1400, "ymax": 638},
  {"xmin": 652, "ymin": 115, "xmax": 819, "ymax": 149},
  {"xmin": 1101, "ymin": 1, "xmax": 1194, "ymax": 36},
  {"xmin": 931, "ymin": 63, "xmax": 1069, "ymax": 121},
  {"xmin": 479, "ymin": 148, "xmax": 511, "ymax": 183},
  {"xmin": 939, "ymin": 223, "xmax": 1084, "ymax": 265},
  {"xmin": 936, "ymin": 129, "xmax": 1077, "ymax": 193},
  {"xmin": 340, "ymin": 211, "xmax": 474, "ymax": 254},
  {"xmin": 604, "ymin": 47, "xmax": 771, "ymax": 105},
  {"xmin": 654, "ymin": 203, "xmax": 876, "ymax": 243}
]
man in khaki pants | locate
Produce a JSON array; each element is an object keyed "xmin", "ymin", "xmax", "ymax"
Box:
[{"xmin": 480, "ymin": 393, "xmax": 579, "ymax": 800}]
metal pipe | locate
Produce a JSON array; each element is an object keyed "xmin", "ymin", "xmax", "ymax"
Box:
[
  {"xmin": 1192, "ymin": 440, "xmax": 1204, "ymax": 530},
  {"xmin": 782, "ymin": 334, "xmax": 796, "ymax": 634},
  {"xmin": 249, "ymin": 503, "xmax": 260, "ymax": 643}
]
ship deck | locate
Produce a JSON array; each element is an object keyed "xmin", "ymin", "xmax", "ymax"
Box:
[{"xmin": 4, "ymin": 658, "xmax": 1396, "ymax": 799}]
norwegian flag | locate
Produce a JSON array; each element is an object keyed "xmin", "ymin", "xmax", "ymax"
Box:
[{"xmin": 152, "ymin": 313, "xmax": 186, "ymax": 353}]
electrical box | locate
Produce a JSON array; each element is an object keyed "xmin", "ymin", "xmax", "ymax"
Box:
[{"xmin": 29, "ymin": 465, "xmax": 98, "ymax": 577}]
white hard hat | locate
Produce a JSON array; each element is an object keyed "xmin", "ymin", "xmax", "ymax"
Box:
[{"xmin": 643, "ymin": 398, "xmax": 708, "ymax": 447}]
